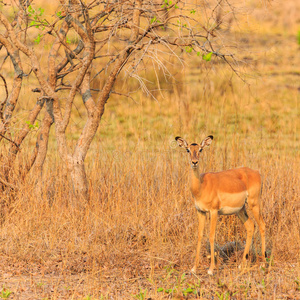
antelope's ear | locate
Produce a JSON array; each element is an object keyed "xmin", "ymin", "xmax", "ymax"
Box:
[
  {"xmin": 200, "ymin": 135, "xmax": 213, "ymax": 149},
  {"xmin": 175, "ymin": 136, "xmax": 188, "ymax": 148}
]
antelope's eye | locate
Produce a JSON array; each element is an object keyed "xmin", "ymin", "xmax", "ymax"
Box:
[
  {"xmin": 186, "ymin": 149, "xmax": 190, "ymax": 153},
  {"xmin": 199, "ymin": 149, "xmax": 203, "ymax": 153}
]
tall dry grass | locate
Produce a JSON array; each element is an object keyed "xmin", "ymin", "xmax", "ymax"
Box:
[{"xmin": 1, "ymin": 142, "xmax": 299, "ymax": 297}]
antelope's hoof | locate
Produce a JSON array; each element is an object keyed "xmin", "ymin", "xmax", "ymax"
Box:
[
  {"xmin": 239, "ymin": 262, "xmax": 246, "ymax": 270},
  {"xmin": 239, "ymin": 260, "xmax": 248, "ymax": 270},
  {"xmin": 207, "ymin": 268, "xmax": 214, "ymax": 275}
]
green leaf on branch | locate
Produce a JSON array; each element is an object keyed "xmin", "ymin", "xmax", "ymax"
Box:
[
  {"xmin": 34, "ymin": 34, "xmax": 43, "ymax": 44},
  {"xmin": 150, "ymin": 16, "xmax": 160, "ymax": 24},
  {"xmin": 185, "ymin": 46, "xmax": 193, "ymax": 53},
  {"xmin": 27, "ymin": 5, "xmax": 44, "ymax": 17},
  {"xmin": 162, "ymin": 0, "xmax": 172, "ymax": 6},
  {"xmin": 26, "ymin": 121, "xmax": 34, "ymax": 129},
  {"xmin": 27, "ymin": 5, "xmax": 35, "ymax": 16},
  {"xmin": 38, "ymin": 8, "xmax": 45, "ymax": 16},
  {"xmin": 56, "ymin": 11, "xmax": 63, "ymax": 18},
  {"xmin": 26, "ymin": 121, "xmax": 39, "ymax": 129},
  {"xmin": 27, "ymin": 5, "xmax": 46, "ymax": 29},
  {"xmin": 150, "ymin": 16, "xmax": 157, "ymax": 24},
  {"xmin": 202, "ymin": 52, "xmax": 213, "ymax": 61}
]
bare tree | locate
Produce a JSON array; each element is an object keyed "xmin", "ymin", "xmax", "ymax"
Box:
[{"xmin": 0, "ymin": 0, "xmax": 238, "ymax": 202}]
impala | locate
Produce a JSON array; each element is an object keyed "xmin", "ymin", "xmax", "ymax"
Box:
[{"xmin": 175, "ymin": 135, "xmax": 266, "ymax": 275}]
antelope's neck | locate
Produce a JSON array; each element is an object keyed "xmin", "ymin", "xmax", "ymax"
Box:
[{"xmin": 190, "ymin": 166, "xmax": 205, "ymax": 198}]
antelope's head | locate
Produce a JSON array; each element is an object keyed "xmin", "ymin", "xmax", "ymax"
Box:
[{"xmin": 175, "ymin": 135, "xmax": 213, "ymax": 168}]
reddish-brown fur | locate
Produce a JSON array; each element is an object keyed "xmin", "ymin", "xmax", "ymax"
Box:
[{"xmin": 176, "ymin": 136, "xmax": 266, "ymax": 275}]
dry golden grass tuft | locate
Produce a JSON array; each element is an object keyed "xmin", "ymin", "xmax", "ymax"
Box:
[{"xmin": 0, "ymin": 0, "xmax": 299, "ymax": 299}]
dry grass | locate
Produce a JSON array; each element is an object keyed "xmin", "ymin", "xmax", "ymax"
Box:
[
  {"xmin": 0, "ymin": 0, "xmax": 300, "ymax": 299},
  {"xmin": 0, "ymin": 137, "xmax": 299, "ymax": 299}
]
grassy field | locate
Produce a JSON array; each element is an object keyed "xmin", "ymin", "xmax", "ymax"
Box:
[{"xmin": 0, "ymin": 0, "xmax": 299, "ymax": 299}]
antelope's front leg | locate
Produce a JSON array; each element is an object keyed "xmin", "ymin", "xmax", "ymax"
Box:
[
  {"xmin": 208, "ymin": 210, "xmax": 218, "ymax": 275},
  {"xmin": 191, "ymin": 210, "xmax": 206, "ymax": 274}
]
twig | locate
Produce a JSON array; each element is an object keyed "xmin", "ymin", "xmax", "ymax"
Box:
[
  {"xmin": 0, "ymin": 73, "xmax": 9, "ymax": 116},
  {"xmin": 0, "ymin": 133, "xmax": 20, "ymax": 148},
  {"xmin": 111, "ymin": 91, "xmax": 138, "ymax": 103}
]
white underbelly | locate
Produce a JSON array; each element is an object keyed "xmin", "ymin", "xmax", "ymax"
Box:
[{"xmin": 218, "ymin": 206, "xmax": 243, "ymax": 215}]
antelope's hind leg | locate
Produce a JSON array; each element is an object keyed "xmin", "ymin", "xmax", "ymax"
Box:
[
  {"xmin": 237, "ymin": 206, "xmax": 254, "ymax": 266},
  {"xmin": 247, "ymin": 172, "xmax": 266, "ymax": 261},
  {"xmin": 250, "ymin": 204, "xmax": 266, "ymax": 260},
  {"xmin": 207, "ymin": 210, "xmax": 218, "ymax": 275}
]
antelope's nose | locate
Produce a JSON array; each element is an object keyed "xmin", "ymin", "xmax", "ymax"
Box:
[{"xmin": 192, "ymin": 160, "xmax": 198, "ymax": 166}]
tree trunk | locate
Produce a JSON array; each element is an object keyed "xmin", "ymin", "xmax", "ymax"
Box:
[
  {"xmin": 65, "ymin": 2, "xmax": 142, "ymax": 201},
  {"xmin": 69, "ymin": 156, "xmax": 89, "ymax": 205},
  {"xmin": 30, "ymin": 111, "xmax": 53, "ymax": 177}
]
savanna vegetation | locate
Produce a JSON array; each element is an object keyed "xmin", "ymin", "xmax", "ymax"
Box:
[{"xmin": 0, "ymin": 0, "xmax": 299, "ymax": 299}]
